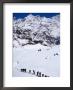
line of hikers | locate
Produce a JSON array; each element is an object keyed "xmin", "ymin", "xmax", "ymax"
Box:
[{"xmin": 20, "ymin": 68, "xmax": 49, "ymax": 77}]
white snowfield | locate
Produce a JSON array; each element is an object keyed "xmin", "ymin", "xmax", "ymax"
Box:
[
  {"xmin": 13, "ymin": 44, "xmax": 60, "ymax": 77},
  {"xmin": 13, "ymin": 14, "xmax": 60, "ymax": 77}
]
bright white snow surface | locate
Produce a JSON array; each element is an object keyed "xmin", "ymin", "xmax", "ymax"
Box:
[{"xmin": 13, "ymin": 44, "xmax": 60, "ymax": 77}]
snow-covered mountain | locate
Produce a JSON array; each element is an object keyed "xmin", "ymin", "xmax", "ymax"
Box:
[
  {"xmin": 13, "ymin": 14, "xmax": 60, "ymax": 77},
  {"xmin": 13, "ymin": 14, "xmax": 60, "ymax": 47}
]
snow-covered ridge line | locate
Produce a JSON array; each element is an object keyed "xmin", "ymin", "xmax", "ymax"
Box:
[{"xmin": 13, "ymin": 14, "xmax": 60, "ymax": 47}]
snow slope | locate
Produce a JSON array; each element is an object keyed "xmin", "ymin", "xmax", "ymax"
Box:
[{"xmin": 13, "ymin": 44, "xmax": 60, "ymax": 77}]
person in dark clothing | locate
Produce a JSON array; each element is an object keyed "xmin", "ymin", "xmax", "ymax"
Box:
[{"xmin": 21, "ymin": 68, "xmax": 26, "ymax": 72}]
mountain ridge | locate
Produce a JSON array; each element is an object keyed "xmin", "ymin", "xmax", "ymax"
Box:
[{"xmin": 13, "ymin": 14, "xmax": 60, "ymax": 47}]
